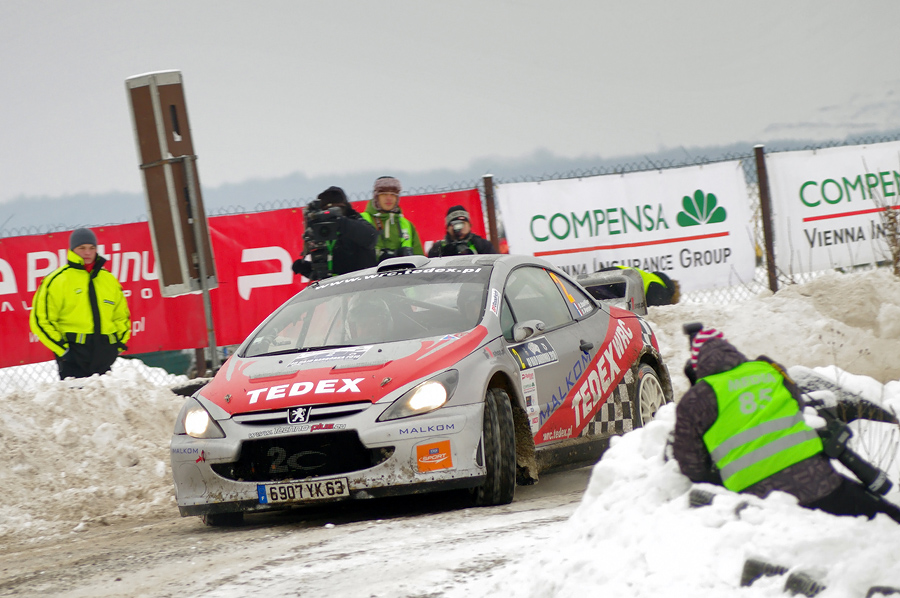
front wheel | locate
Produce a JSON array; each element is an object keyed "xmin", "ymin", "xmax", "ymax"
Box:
[
  {"xmin": 470, "ymin": 388, "xmax": 516, "ymax": 506},
  {"xmin": 633, "ymin": 364, "xmax": 667, "ymax": 428}
]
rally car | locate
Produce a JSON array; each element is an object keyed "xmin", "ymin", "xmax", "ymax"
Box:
[{"xmin": 170, "ymin": 254, "xmax": 673, "ymax": 525}]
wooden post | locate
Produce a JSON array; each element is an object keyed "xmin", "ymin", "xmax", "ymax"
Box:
[
  {"xmin": 482, "ymin": 174, "xmax": 500, "ymax": 250},
  {"xmin": 754, "ymin": 145, "xmax": 779, "ymax": 293}
]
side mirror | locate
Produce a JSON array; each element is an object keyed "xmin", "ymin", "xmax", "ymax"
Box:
[{"xmin": 512, "ymin": 319, "xmax": 546, "ymax": 342}]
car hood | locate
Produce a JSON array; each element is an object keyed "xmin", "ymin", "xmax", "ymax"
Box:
[{"xmin": 200, "ymin": 326, "xmax": 490, "ymax": 416}]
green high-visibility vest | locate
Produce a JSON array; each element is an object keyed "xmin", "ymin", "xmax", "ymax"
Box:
[
  {"xmin": 614, "ymin": 265, "xmax": 665, "ymax": 294},
  {"xmin": 701, "ymin": 361, "xmax": 823, "ymax": 492}
]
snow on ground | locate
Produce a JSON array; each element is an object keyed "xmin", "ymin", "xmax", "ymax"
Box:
[{"xmin": 2, "ymin": 268, "xmax": 900, "ymax": 595}]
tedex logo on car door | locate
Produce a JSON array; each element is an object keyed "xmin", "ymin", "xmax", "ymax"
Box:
[{"xmin": 535, "ymin": 318, "xmax": 642, "ymax": 445}]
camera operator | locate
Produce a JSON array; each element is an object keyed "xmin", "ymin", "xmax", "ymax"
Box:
[
  {"xmin": 291, "ymin": 186, "xmax": 377, "ymax": 281},
  {"xmin": 673, "ymin": 327, "xmax": 900, "ymax": 523},
  {"xmin": 428, "ymin": 205, "xmax": 496, "ymax": 257},
  {"xmin": 361, "ymin": 176, "xmax": 424, "ymax": 263}
]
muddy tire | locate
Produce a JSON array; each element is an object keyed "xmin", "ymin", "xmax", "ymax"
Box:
[
  {"xmin": 471, "ymin": 388, "xmax": 516, "ymax": 506},
  {"xmin": 633, "ymin": 364, "xmax": 667, "ymax": 428}
]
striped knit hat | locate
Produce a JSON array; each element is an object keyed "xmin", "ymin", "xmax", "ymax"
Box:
[{"xmin": 689, "ymin": 328, "xmax": 725, "ymax": 369}]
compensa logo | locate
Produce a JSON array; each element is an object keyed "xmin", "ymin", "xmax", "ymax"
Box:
[{"xmin": 676, "ymin": 190, "xmax": 727, "ymax": 227}]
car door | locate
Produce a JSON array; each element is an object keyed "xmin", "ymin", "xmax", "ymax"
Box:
[{"xmin": 499, "ymin": 266, "xmax": 587, "ymax": 445}]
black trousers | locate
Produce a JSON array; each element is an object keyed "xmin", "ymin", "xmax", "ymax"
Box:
[
  {"xmin": 56, "ymin": 333, "xmax": 118, "ymax": 380},
  {"xmin": 806, "ymin": 475, "xmax": 900, "ymax": 523}
]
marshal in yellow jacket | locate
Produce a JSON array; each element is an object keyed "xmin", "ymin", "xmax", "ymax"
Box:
[{"xmin": 29, "ymin": 250, "xmax": 131, "ymax": 359}]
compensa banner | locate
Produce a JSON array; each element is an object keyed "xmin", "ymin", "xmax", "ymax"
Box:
[
  {"xmin": 765, "ymin": 141, "xmax": 900, "ymax": 275},
  {"xmin": 495, "ymin": 161, "xmax": 756, "ymax": 292},
  {"xmin": 0, "ymin": 189, "xmax": 482, "ymax": 369}
]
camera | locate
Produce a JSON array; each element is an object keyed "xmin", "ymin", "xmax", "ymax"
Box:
[
  {"xmin": 303, "ymin": 200, "xmax": 342, "ymax": 244},
  {"xmin": 302, "ymin": 200, "xmax": 343, "ymax": 281},
  {"xmin": 815, "ymin": 405, "xmax": 892, "ymax": 495}
]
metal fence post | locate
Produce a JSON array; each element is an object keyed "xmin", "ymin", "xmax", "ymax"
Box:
[{"xmin": 754, "ymin": 145, "xmax": 779, "ymax": 293}]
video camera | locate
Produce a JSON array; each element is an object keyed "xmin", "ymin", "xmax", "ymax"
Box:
[
  {"xmin": 681, "ymin": 321, "xmax": 893, "ymax": 496},
  {"xmin": 303, "ymin": 200, "xmax": 343, "ymax": 281}
]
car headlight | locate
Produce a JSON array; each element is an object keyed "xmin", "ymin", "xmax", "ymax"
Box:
[
  {"xmin": 174, "ymin": 398, "xmax": 226, "ymax": 439},
  {"xmin": 378, "ymin": 370, "xmax": 459, "ymax": 421}
]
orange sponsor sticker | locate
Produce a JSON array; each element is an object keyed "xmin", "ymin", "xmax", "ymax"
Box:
[{"xmin": 416, "ymin": 440, "xmax": 453, "ymax": 472}]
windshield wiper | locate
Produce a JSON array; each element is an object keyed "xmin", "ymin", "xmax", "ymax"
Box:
[{"xmin": 254, "ymin": 344, "xmax": 355, "ymax": 357}]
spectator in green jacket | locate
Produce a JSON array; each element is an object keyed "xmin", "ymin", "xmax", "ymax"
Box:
[
  {"xmin": 29, "ymin": 227, "xmax": 131, "ymax": 379},
  {"xmin": 361, "ymin": 176, "xmax": 424, "ymax": 262}
]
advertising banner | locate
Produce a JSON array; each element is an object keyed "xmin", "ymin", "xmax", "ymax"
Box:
[
  {"xmin": 765, "ymin": 141, "xmax": 900, "ymax": 274},
  {"xmin": 0, "ymin": 189, "xmax": 482, "ymax": 369},
  {"xmin": 495, "ymin": 161, "xmax": 757, "ymax": 292}
]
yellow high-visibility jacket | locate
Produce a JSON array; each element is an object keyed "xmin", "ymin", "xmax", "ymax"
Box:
[{"xmin": 29, "ymin": 250, "xmax": 131, "ymax": 357}]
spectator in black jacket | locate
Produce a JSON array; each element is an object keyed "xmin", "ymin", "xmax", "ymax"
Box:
[
  {"xmin": 428, "ymin": 205, "xmax": 496, "ymax": 257},
  {"xmin": 292, "ymin": 186, "xmax": 377, "ymax": 280}
]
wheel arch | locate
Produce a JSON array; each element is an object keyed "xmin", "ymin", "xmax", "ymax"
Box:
[
  {"xmin": 486, "ymin": 370, "xmax": 539, "ymax": 485},
  {"xmin": 638, "ymin": 349, "xmax": 674, "ymax": 404}
]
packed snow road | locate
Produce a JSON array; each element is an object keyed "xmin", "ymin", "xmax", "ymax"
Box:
[{"xmin": 0, "ymin": 466, "xmax": 591, "ymax": 598}]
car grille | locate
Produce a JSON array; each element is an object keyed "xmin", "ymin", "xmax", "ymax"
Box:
[
  {"xmin": 211, "ymin": 431, "xmax": 394, "ymax": 482},
  {"xmin": 231, "ymin": 401, "xmax": 370, "ymax": 426}
]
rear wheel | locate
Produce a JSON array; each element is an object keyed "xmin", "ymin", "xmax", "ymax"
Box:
[
  {"xmin": 201, "ymin": 511, "xmax": 244, "ymax": 527},
  {"xmin": 633, "ymin": 364, "xmax": 667, "ymax": 428},
  {"xmin": 470, "ymin": 388, "xmax": 516, "ymax": 506}
]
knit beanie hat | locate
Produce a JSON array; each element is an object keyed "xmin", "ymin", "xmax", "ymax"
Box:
[
  {"xmin": 69, "ymin": 227, "xmax": 97, "ymax": 250},
  {"xmin": 689, "ymin": 328, "xmax": 725, "ymax": 369},
  {"xmin": 373, "ymin": 176, "xmax": 402, "ymax": 196},
  {"xmin": 445, "ymin": 205, "xmax": 470, "ymax": 227},
  {"xmin": 317, "ymin": 186, "xmax": 348, "ymax": 207}
]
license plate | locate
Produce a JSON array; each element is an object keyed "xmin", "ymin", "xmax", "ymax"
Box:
[{"xmin": 257, "ymin": 477, "xmax": 350, "ymax": 504}]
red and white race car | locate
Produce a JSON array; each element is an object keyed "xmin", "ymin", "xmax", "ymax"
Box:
[{"xmin": 170, "ymin": 254, "xmax": 672, "ymax": 525}]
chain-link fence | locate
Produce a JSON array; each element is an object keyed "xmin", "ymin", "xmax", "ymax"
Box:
[{"xmin": 5, "ymin": 132, "xmax": 899, "ymax": 392}]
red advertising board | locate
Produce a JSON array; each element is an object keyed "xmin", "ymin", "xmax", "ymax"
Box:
[{"xmin": 0, "ymin": 189, "xmax": 484, "ymax": 369}]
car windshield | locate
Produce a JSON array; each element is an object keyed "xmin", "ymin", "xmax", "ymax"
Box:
[{"xmin": 243, "ymin": 266, "xmax": 491, "ymax": 358}]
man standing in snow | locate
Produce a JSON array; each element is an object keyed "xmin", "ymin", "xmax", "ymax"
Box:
[
  {"xmin": 361, "ymin": 176, "xmax": 424, "ymax": 262},
  {"xmin": 29, "ymin": 227, "xmax": 131, "ymax": 379},
  {"xmin": 427, "ymin": 205, "xmax": 496, "ymax": 257},
  {"xmin": 673, "ymin": 327, "xmax": 900, "ymax": 523}
]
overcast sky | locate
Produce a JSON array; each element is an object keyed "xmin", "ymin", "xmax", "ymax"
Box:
[{"xmin": 2, "ymin": 0, "xmax": 899, "ymax": 205}]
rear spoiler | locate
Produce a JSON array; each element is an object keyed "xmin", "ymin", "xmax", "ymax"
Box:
[{"xmin": 576, "ymin": 269, "xmax": 648, "ymax": 316}]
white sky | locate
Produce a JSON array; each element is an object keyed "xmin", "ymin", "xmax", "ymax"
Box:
[
  {"xmin": 3, "ymin": 268, "xmax": 900, "ymax": 595},
  {"xmin": 2, "ymin": 0, "xmax": 899, "ymax": 204}
]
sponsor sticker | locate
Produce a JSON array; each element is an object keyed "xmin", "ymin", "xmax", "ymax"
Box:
[
  {"xmin": 288, "ymin": 346, "xmax": 370, "ymax": 367},
  {"xmin": 508, "ymin": 337, "xmax": 559, "ymax": 370},
  {"xmin": 416, "ymin": 440, "xmax": 453, "ymax": 472},
  {"xmin": 489, "ymin": 288, "xmax": 501, "ymax": 315}
]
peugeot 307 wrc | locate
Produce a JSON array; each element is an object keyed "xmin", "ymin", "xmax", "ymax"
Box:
[{"xmin": 170, "ymin": 254, "xmax": 673, "ymax": 525}]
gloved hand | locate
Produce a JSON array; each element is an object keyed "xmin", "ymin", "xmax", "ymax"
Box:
[
  {"xmin": 116, "ymin": 342, "xmax": 128, "ymax": 353},
  {"xmin": 292, "ymin": 259, "xmax": 312, "ymax": 277}
]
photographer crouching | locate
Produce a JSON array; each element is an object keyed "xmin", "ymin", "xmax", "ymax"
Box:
[
  {"xmin": 292, "ymin": 186, "xmax": 378, "ymax": 281},
  {"xmin": 427, "ymin": 205, "xmax": 497, "ymax": 257}
]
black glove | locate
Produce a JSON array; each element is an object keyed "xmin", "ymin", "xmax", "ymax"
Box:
[
  {"xmin": 116, "ymin": 342, "xmax": 128, "ymax": 353},
  {"xmin": 292, "ymin": 259, "xmax": 312, "ymax": 277}
]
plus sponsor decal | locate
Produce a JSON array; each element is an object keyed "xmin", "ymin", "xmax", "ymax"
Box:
[
  {"xmin": 248, "ymin": 422, "xmax": 346, "ymax": 439},
  {"xmin": 508, "ymin": 337, "xmax": 558, "ymax": 370},
  {"xmin": 416, "ymin": 440, "xmax": 453, "ymax": 472},
  {"xmin": 536, "ymin": 318, "xmax": 641, "ymax": 444}
]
